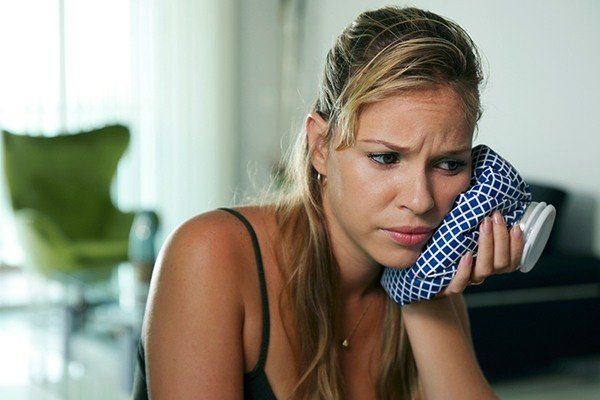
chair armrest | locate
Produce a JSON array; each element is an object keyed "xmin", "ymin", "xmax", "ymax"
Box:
[
  {"xmin": 128, "ymin": 210, "xmax": 160, "ymax": 262},
  {"xmin": 103, "ymin": 208, "xmax": 136, "ymax": 241},
  {"xmin": 103, "ymin": 208, "xmax": 160, "ymax": 241},
  {"xmin": 13, "ymin": 208, "xmax": 78, "ymax": 275}
]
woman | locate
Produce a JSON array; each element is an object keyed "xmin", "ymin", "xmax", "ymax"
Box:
[{"xmin": 133, "ymin": 5, "xmax": 524, "ymax": 399}]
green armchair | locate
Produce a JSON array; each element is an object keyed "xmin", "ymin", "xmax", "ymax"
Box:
[{"xmin": 1, "ymin": 124, "xmax": 159, "ymax": 278}]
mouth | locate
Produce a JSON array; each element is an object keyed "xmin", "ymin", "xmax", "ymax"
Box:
[{"xmin": 380, "ymin": 228, "xmax": 433, "ymax": 247}]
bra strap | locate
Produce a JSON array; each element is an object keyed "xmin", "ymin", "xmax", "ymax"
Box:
[{"xmin": 217, "ymin": 207, "xmax": 270, "ymax": 370}]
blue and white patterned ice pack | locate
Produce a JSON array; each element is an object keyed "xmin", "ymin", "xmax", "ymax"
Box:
[{"xmin": 380, "ymin": 144, "xmax": 533, "ymax": 306}]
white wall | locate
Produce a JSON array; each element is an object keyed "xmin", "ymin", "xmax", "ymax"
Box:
[
  {"xmin": 235, "ymin": 0, "xmax": 326, "ymax": 201},
  {"xmin": 239, "ymin": 0, "xmax": 600, "ymax": 257},
  {"xmin": 234, "ymin": 0, "xmax": 284, "ymax": 201}
]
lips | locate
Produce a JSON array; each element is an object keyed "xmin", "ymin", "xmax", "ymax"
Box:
[
  {"xmin": 382, "ymin": 229, "xmax": 433, "ymax": 246},
  {"xmin": 385, "ymin": 225, "xmax": 435, "ymax": 234}
]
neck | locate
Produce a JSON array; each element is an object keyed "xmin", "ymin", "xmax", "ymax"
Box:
[
  {"xmin": 339, "ymin": 263, "xmax": 384, "ymax": 305},
  {"xmin": 336, "ymin": 251, "xmax": 384, "ymax": 303}
]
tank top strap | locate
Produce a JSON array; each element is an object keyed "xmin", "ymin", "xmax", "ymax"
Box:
[{"xmin": 217, "ymin": 207, "xmax": 270, "ymax": 372}]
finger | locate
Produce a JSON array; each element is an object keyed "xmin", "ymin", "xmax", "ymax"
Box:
[
  {"xmin": 491, "ymin": 210, "xmax": 511, "ymax": 271},
  {"xmin": 446, "ymin": 251, "xmax": 474, "ymax": 296},
  {"xmin": 433, "ymin": 251, "xmax": 473, "ymax": 300},
  {"xmin": 509, "ymin": 224, "xmax": 525, "ymax": 272},
  {"xmin": 455, "ymin": 251, "xmax": 474, "ymax": 290},
  {"xmin": 472, "ymin": 216, "xmax": 494, "ymax": 282}
]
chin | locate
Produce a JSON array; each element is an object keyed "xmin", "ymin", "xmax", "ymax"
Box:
[
  {"xmin": 369, "ymin": 232, "xmax": 426, "ymax": 269},
  {"xmin": 377, "ymin": 250, "xmax": 420, "ymax": 269}
]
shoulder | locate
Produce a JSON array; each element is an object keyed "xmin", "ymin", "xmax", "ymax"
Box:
[
  {"xmin": 168, "ymin": 206, "xmax": 275, "ymax": 266},
  {"xmin": 169, "ymin": 205, "xmax": 276, "ymax": 248},
  {"xmin": 140, "ymin": 209, "xmax": 251, "ymax": 337},
  {"xmin": 155, "ymin": 207, "xmax": 249, "ymax": 276},
  {"xmin": 140, "ymin": 208, "xmax": 259, "ymax": 397},
  {"xmin": 146, "ymin": 209, "xmax": 256, "ymax": 293},
  {"xmin": 141, "ymin": 205, "xmax": 277, "ymax": 338}
]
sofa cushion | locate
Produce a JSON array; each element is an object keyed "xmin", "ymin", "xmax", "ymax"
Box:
[{"xmin": 465, "ymin": 252, "xmax": 600, "ymax": 293}]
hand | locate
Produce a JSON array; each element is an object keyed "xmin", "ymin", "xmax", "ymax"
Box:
[{"xmin": 433, "ymin": 210, "xmax": 524, "ymax": 300}]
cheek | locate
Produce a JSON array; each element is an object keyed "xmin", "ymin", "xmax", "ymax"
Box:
[
  {"xmin": 433, "ymin": 174, "xmax": 471, "ymax": 214},
  {"xmin": 324, "ymin": 156, "xmax": 383, "ymax": 235},
  {"xmin": 331, "ymin": 156, "xmax": 393, "ymax": 209}
]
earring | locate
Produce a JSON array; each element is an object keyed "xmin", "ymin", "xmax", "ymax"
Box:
[{"xmin": 317, "ymin": 172, "xmax": 326, "ymax": 185}]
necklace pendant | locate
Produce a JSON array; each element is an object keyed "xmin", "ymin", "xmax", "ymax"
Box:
[{"xmin": 341, "ymin": 339, "xmax": 350, "ymax": 349}]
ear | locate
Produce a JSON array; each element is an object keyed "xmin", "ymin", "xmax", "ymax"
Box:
[{"xmin": 305, "ymin": 112, "xmax": 330, "ymax": 175}]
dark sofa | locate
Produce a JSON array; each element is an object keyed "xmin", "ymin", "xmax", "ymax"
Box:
[{"xmin": 463, "ymin": 182, "xmax": 600, "ymax": 382}]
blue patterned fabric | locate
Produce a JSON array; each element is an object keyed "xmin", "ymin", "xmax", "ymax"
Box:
[{"xmin": 380, "ymin": 144, "xmax": 533, "ymax": 306}]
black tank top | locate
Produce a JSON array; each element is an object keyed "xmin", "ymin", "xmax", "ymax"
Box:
[{"xmin": 131, "ymin": 207, "xmax": 277, "ymax": 399}]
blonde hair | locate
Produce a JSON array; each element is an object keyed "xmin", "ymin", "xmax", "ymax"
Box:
[{"xmin": 235, "ymin": 5, "xmax": 485, "ymax": 399}]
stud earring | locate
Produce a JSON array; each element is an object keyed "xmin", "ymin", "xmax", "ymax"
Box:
[{"xmin": 317, "ymin": 172, "xmax": 326, "ymax": 184}]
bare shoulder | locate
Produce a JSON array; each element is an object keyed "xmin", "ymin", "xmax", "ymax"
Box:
[
  {"xmin": 146, "ymin": 208, "xmax": 249, "ymax": 300},
  {"xmin": 141, "ymin": 205, "xmax": 278, "ymax": 343},
  {"xmin": 140, "ymin": 207, "xmax": 262, "ymax": 398}
]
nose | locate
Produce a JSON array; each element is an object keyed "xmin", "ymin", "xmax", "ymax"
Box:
[{"xmin": 395, "ymin": 170, "xmax": 435, "ymax": 215}]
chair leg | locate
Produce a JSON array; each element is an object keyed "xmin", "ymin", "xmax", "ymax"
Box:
[{"xmin": 62, "ymin": 282, "xmax": 85, "ymax": 376}]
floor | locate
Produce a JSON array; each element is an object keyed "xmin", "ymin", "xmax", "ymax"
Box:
[
  {"xmin": 0, "ymin": 269, "xmax": 598, "ymax": 399},
  {"xmin": 492, "ymin": 355, "xmax": 599, "ymax": 399}
]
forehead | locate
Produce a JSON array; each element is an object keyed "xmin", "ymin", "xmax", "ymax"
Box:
[{"xmin": 355, "ymin": 87, "xmax": 471, "ymax": 145}]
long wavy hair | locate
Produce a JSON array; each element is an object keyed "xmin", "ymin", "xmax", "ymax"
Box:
[{"xmin": 236, "ymin": 5, "xmax": 485, "ymax": 399}]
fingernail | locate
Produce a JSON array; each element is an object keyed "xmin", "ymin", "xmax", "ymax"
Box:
[
  {"xmin": 482, "ymin": 217, "xmax": 492, "ymax": 233},
  {"xmin": 461, "ymin": 251, "xmax": 472, "ymax": 264},
  {"xmin": 493, "ymin": 210, "xmax": 503, "ymax": 225},
  {"xmin": 511, "ymin": 225, "xmax": 522, "ymax": 239}
]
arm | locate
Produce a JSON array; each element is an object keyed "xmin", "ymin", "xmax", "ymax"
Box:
[
  {"xmin": 449, "ymin": 293, "xmax": 474, "ymax": 354},
  {"xmin": 142, "ymin": 211, "xmax": 246, "ymax": 399},
  {"xmin": 401, "ymin": 296, "xmax": 498, "ymax": 400}
]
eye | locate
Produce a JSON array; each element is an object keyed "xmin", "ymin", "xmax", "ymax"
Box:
[
  {"xmin": 439, "ymin": 159, "xmax": 467, "ymax": 174},
  {"xmin": 367, "ymin": 152, "xmax": 400, "ymax": 166},
  {"xmin": 368, "ymin": 152, "xmax": 467, "ymax": 174}
]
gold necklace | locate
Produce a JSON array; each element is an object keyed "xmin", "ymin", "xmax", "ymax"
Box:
[{"xmin": 340, "ymin": 298, "xmax": 375, "ymax": 350}]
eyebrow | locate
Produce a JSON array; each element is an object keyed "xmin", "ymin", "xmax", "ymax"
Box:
[{"xmin": 359, "ymin": 139, "xmax": 471, "ymax": 155}]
